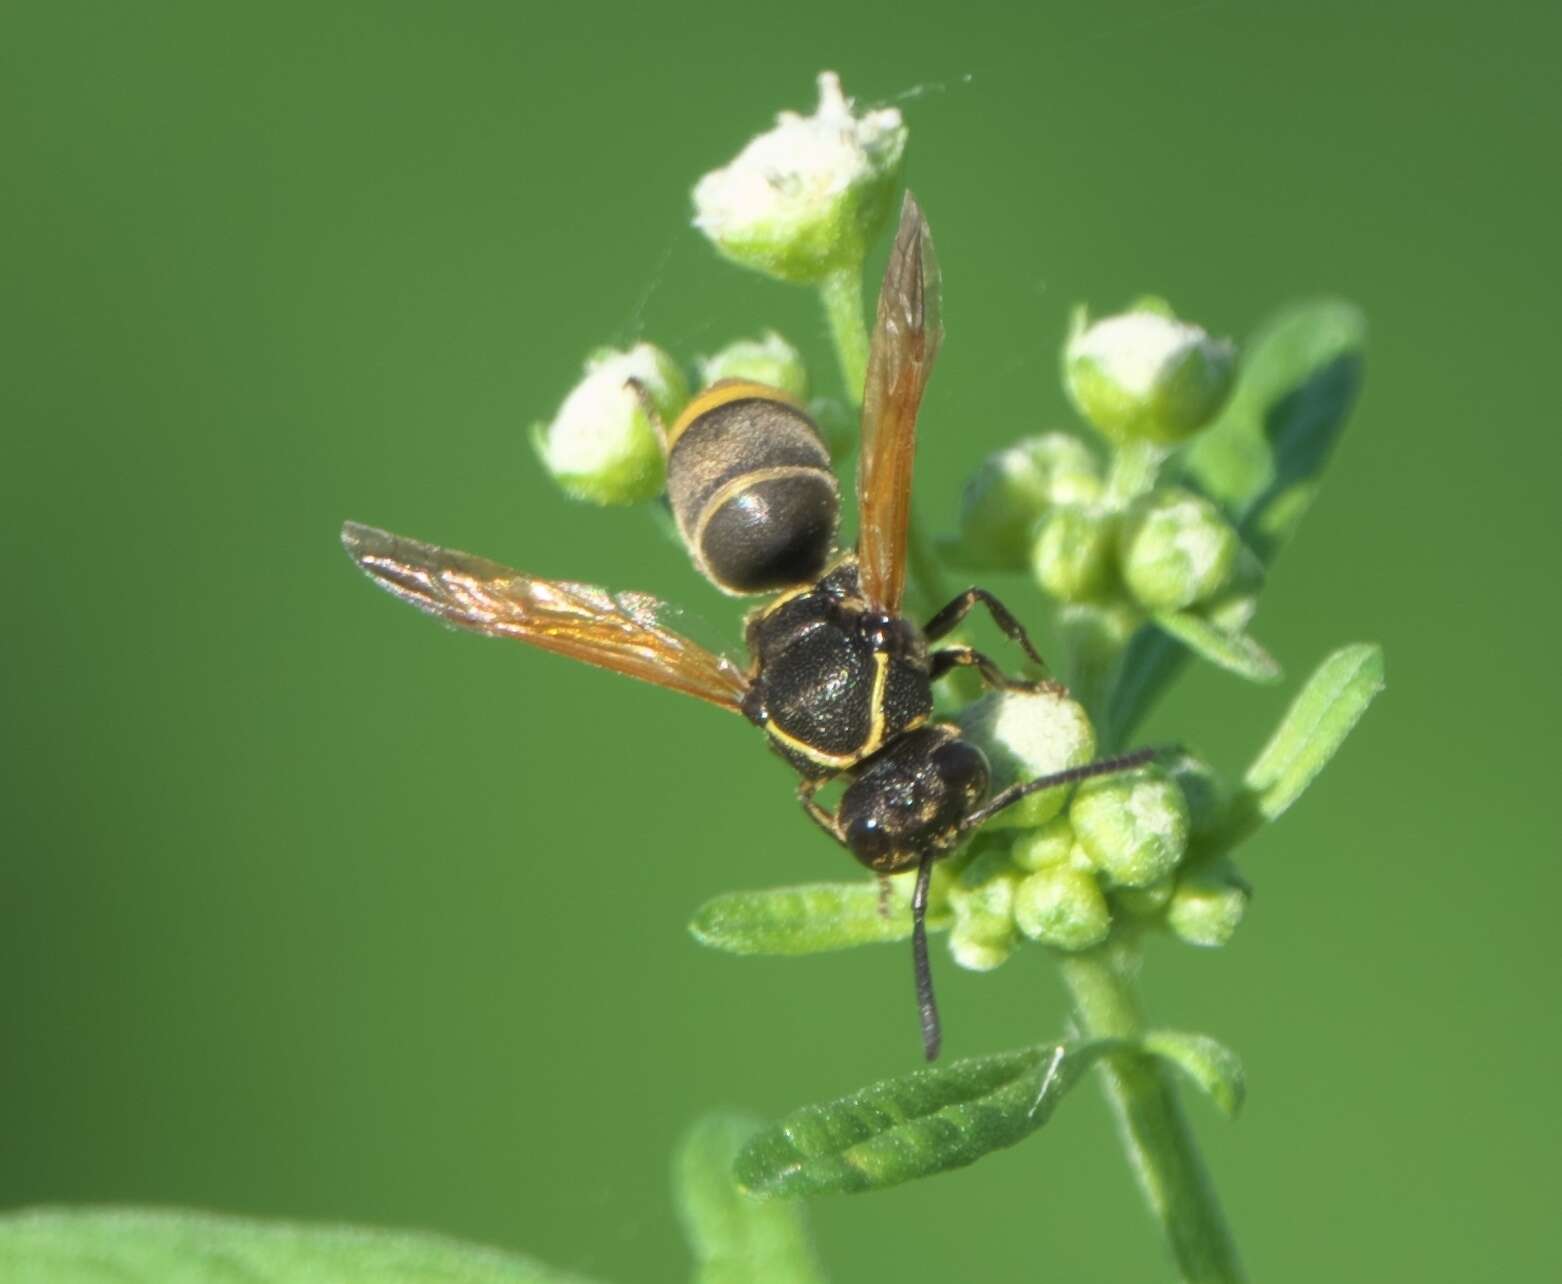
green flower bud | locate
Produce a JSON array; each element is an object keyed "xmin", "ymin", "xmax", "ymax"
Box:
[
  {"xmin": 532, "ymin": 343, "xmax": 689, "ymax": 505},
  {"xmin": 1070, "ymin": 766, "xmax": 1191, "ymax": 888},
  {"xmin": 1011, "ymin": 814, "xmax": 1075, "ymax": 871},
  {"xmin": 955, "ymin": 434, "xmax": 1101, "ymax": 569},
  {"xmin": 1031, "ymin": 503, "xmax": 1118, "ymax": 603},
  {"xmin": 947, "ymin": 850, "xmax": 1019, "ymax": 971},
  {"xmin": 955, "ymin": 688, "xmax": 1096, "ymax": 831},
  {"xmin": 1167, "ymin": 857, "xmax": 1251, "ymax": 947},
  {"xmin": 691, "ymin": 72, "xmax": 907, "ymax": 285},
  {"xmin": 1114, "ymin": 877, "xmax": 1175, "ymax": 919},
  {"xmin": 1013, "ymin": 866, "xmax": 1112, "ymax": 951},
  {"xmin": 1064, "ymin": 305, "xmax": 1236, "ymax": 446},
  {"xmin": 697, "ymin": 331, "xmax": 809, "ymax": 402},
  {"xmin": 1202, "ymin": 543, "xmax": 1266, "ymax": 635},
  {"xmin": 1117, "ymin": 487, "xmax": 1241, "ymax": 611}
]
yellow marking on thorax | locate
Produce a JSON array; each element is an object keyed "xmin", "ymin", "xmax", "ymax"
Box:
[{"xmin": 666, "ymin": 380, "xmax": 803, "ymax": 450}]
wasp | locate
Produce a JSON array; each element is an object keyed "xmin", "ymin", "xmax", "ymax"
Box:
[{"xmin": 343, "ymin": 194, "xmax": 1152, "ymax": 1059}]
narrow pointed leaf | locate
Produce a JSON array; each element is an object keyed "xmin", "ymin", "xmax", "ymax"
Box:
[
  {"xmin": 1153, "ymin": 612, "xmax": 1281, "ymax": 684},
  {"xmin": 690, "ymin": 882, "xmax": 947, "ymax": 955},
  {"xmin": 735, "ymin": 1040, "xmax": 1126, "ymax": 1198},
  {"xmin": 0, "ymin": 1208, "xmax": 606, "ymax": 1284},
  {"xmin": 1142, "ymin": 1030, "xmax": 1246, "ymax": 1119},
  {"xmin": 1185, "ymin": 299, "xmax": 1366, "ymax": 558},
  {"xmin": 675, "ymin": 1115, "xmax": 827, "ymax": 1284},
  {"xmin": 1243, "ymin": 643, "xmax": 1384, "ymax": 823}
]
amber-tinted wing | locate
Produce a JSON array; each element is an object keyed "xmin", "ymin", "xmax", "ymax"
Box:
[
  {"xmin": 856, "ymin": 191, "xmax": 943, "ymax": 614},
  {"xmin": 341, "ymin": 522, "xmax": 750, "ymax": 713}
]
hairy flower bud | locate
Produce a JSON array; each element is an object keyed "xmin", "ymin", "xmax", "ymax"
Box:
[
  {"xmin": 1167, "ymin": 857, "xmax": 1251, "ymax": 946},
  {"xmin": 698, "ymin": 331, "xmax": 809, "ymax": 402},
  {"xmin": 692, "ymin": 72, "xmax": 907, "ymax": 285},
  {"xmin": 955, "ymin": 688, "xmax": 1096, "ymax": 831},
  {"xmin": 1117, "ymin": 488, "xmax": 1242, "ymax": 611},
  {"xmin": 1031, "ymin": 503, "xmax": 1118, "ymax": 603},
  {"xmin": 532, "ymin": 343, "xmax": 689, "ymax": 505},
  {"xmin": 1011, "ymin": 814, "xmax": 1076, "ymax": 872},
  {"xmin": 1070, "ymin": 767, "xmax": 1191, "ymax": 888},
  {"xmin": 947, "ymin": 847, "xmax": 1019, "ymax": 972},
  {"xmin": 955, "ymin": 434, "xmax": 1101, "ymax": 569},
  {"xmin": 1013, "ymin": 865, "xmax": 1112, "ymax": 951},
  {"xmin": 1064, "ymin": 306, "xmax": 1236, "ymax": 446}
]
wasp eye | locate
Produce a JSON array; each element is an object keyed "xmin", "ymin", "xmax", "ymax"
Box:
[{"xmin": 845, "ymin": 813, "xmax": 896, "ymax": 868}]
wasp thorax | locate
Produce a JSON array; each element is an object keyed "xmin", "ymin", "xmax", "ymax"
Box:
[
  {"xmin": 665, "ymin": 381, "xmax": 841, "ymax": 595},
  {"xmin": 839, "ymin": 727, "xmax": 990, "ymax": 873}
]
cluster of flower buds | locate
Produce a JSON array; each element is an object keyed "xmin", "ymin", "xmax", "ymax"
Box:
[
  {"xmin": 941, "ymin": 688, "xmax": 1249, "ymax": 969},
  {"xmin": 950, "ymin": 301, "xmax": 1254, "ymax": 628}
]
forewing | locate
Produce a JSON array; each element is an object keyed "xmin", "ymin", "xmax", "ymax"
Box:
[
  {"xmin": 341, "ymin": 522, "xmax": 750, "ymax": 713},
  {"xmin": 857, "ymin": 191, "xmax": 943, "ymax": 614}
]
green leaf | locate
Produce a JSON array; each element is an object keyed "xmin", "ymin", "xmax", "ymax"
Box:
[
  {"xmin": 1152, "ymin": 611, "xmax": 1281, "ymax": 684},
  {"xmin": 1241, "ymin": 642, "xmax": 1385, "ymax": 824},
  {"xmin": 675, "ymin": 1115, "xmax": 827, "ymax": 1284},
  {"xmin": 734, "ymin": 1040, "xmax": 1125, "ymax": 1198},
  {"xmin": 1142, "ymin": 1030, "xmax": 1246, "ymax": 1119},
  {"xmin": 0, "ymin": 1208, "xmax": 606, "ymax": 1284},
  {"xmin": 689, "ymin": 881, "xmax": 947, "ymax": 956},
  {"xmin": 1184, "ymin": 298, "xmax": 1366, "ymax": 560}
]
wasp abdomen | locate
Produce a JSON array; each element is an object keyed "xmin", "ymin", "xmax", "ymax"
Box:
[{"xmin": 665, "ymin": 382, "xmax": 839, "ymax": 596}]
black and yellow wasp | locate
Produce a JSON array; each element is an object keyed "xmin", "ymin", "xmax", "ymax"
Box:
[{"xmin": 342, "ymin": 194, "xmax": 1150, "ymax": 1058}]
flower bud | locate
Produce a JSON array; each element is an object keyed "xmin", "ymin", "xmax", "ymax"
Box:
[
  {"xmin": 947, "ymin": 849, "xmax": 1019, "ymax": 972},
  {"xmin": 1162, "ymin": 751, "xmax": 1226, "ymax": 839},
  {"xmin": 532, "ymin": 343, "xmax": 689, "ymax": 505},
  {"xmin": 1013, "ymin": 866, "xmax": 1112, "ymax": 951},
  {"xmin": 955, "ymin": 434, "xmax": 1101, "ymax": 569},
  {"xmin": 691, "ymin": 72, "xmax": 907, "ymax": 285},
  {"xmin": 1167, "ymin": 857, "xmax": 1251, "ymax": 947},
  {"xmin": 1011, "ymin": 814, "xmax": 1075, "ymax": 871},
  {"xmin": 955, "ymin": 688, "xmax": 1097, "ymax": 831},
  {"xmin": 1031, "ymin": 503, "xmax": 1118, "ymax": 603},
  {"xmin": 1114, "ymin": 877, "xmax": 1175, "ymax": 919},
  {"xmin": 1063, "ymin": 305, "xmax": 1236, "ymax": 446},
  {"xmin": 1117, "ymin": 487, "xmax": 1241, "ymax": 611},
  {"xmin": 1069, "ymin": 766, "xmax": 1191, "ymax": 888},
  {"xmin": 697, "ymin": 331, "xmax": 809, "ymax": 402}
]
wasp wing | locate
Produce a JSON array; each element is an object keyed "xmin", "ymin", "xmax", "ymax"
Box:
[
  {"xmin": 341, "ymin": 521, "xmax": 751, "ymax": 714},
  {"xmin": 856, "ymin": 191, "xmax": 943, "ymax": 615}
]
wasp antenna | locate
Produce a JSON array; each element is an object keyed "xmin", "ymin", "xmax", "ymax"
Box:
[
  {"xmin": 911, "ymin": 849, "xmax": 942, "ymax": 1061},
  {"xmin": 961, "ymin": 747, "xmax": 1164, "ymax": 833}
]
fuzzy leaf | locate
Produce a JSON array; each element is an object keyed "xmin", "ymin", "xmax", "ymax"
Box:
[
  {"xmin": 1152, "ymin": 612, "xmax": 1280, "ymax": 684},
  {"xmin": 690, "ymin": 881, "xmax": 945, "ymax": 955},
  {"xmin": 1142, "ymin": 1030, "xmax": 1246, "ymax": 1119},
  {"xmin": 675, "ymin": 1115, "xmax": 826, "ymax": 1284},
  {"xmin": 734, "ymin": 1041, "xmax": 1125, "ymax": 1198},
  {"xmin": 1184, "ymin": 298, "xmax": 1366, "ymax": 557},
  {"xmin": 0, "ymin": 1208, "xmax": 604, "ymax": 1284},
  {"xmin": 1242, "ymin": 643, "xmax": 1385, "ymax": 823}
]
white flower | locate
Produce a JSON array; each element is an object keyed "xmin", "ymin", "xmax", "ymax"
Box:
[{"xmin": 692, "ymin": 72, "xmax": 907, "ymax": 283}]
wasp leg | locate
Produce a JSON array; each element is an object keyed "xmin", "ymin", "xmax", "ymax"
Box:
[
  {"xmin": 930, "ymin": 644, "xmax": 1065, "ymax": 695},
  {"xmin": 797, "ymin": 776, "xmax": 845, "ymax": 844},
  {"xmin": 924, "ymin": 587, "xmax": 1051, "ymax": 672}
]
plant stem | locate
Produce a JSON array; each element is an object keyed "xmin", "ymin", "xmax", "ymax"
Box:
[
  {"xmin": 817, "ymin": 259, "xmax": 947, "ymax": 618},
  {"xmin": 1105, "ymin": 440, "xmax": 1168, "ymax": 507},
  {"xmin": 819, "ymin": 264, "xmax": 870, "ymax": 401},
  {"xmin": 1058, "ymin": 944, "xmax": 1246, "ymax": 1284}
]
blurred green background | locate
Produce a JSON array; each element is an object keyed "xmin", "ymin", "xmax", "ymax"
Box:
[{"xmin": 4, "ymin": 1, "xmax": 1558, "ymax": 1280}]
